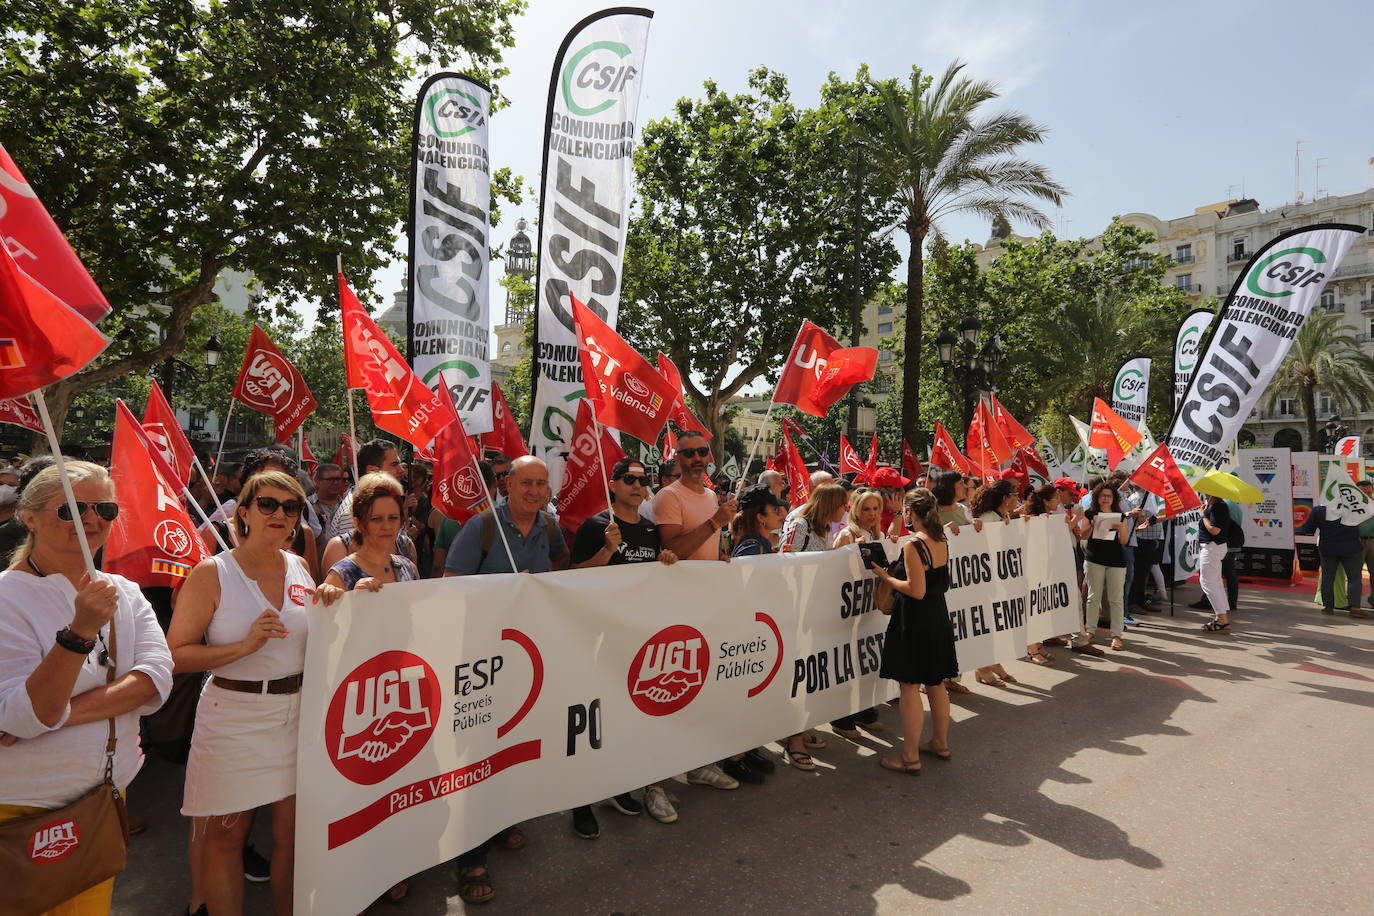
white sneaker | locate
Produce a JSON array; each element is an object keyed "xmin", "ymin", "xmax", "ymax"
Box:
[
  {"xmin": 685, "ymin": 764, "xmax": 739, "ymax": 790},
  {"xmin": 643, "ymin": 785, "xmax": 678, "ymax": 823}
]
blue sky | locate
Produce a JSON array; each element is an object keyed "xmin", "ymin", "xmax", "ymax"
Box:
[{"xmin": 366, "ymin": 0, "xmax": 1374, "ymax": 309}]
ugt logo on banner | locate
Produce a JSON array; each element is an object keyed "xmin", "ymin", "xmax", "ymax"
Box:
[
  {"xmin": 627, "ymin": 625, "xmax": 708, "ymax": 716},
  {"xmin": 326, "ymin": 651, "xmax": 442, "ymax": 785}
]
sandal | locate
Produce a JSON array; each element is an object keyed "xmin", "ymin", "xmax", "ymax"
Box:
[
  {"xmin": 496, "ymin": 825, "xmax": 525, "ymax": 850},
  {"xmin": 786, "ymin": 747, "xmax": 816, "ymax": 771},
  {"xmin": 1201, "ymin": 619, "xmax": 1231, "ymax": 633},
  {"xmin": 802, "ymin": 732, "xmax": 827, "ymax": 749},
  {"xmin": 998, "ymin": 671, "xmax": 1019, "ymax": 684},
  {"xmin": 1042, "ymin": 636, "xmax": 1070, "ymax": 647},
  {"xmin": 975, "ymin": 673, "xmax": 1006, "ymax": 688},
  {"xmin": 878, "ymin": 755, "xmax": 922, "ymax": 775},
  {"xmin": 918, "ymin": 742, "xmax": 952, "ymax": 761},
  {"xmin": 945, "ymin": 680, "xmax": 972, "ymax": 695},
  {"xmin": 1025, "ymin": 652, "xmax": 1055, "ymax": 666},
  {"xmin": 1110, "ymin": 636, "xmax": 1125, "ymax": 650},
  {"xmin": 832, "ymin": 724, "xmax": 862, "ymax": 740},
  {"xmin": 457, "ymin": 868, "xmax": 494, "ymax": 905}
]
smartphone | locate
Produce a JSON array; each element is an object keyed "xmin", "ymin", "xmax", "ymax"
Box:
[{"xmin": 859, "ymin": 541, "xmax": 887, "ymax": 570}]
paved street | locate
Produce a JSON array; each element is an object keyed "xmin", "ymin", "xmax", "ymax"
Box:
[{"xmin": 114, "ymin": 580, "xmax": 1374, "ymax": 915}]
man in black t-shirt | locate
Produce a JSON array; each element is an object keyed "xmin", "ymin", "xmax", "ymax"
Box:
[{"xmin": 569, "ymin": 458, "xmax": 680, "ymax": 831}]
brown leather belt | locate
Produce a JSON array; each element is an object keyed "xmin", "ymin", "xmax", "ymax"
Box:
[{"xmin": 211, "ymin": 673, "xmax": 304, "ymax": 695}]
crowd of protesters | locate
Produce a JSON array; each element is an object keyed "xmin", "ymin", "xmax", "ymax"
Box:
[{"xmin": 0, "ymin": 431, "xmax": 1264, "ymax": 913}]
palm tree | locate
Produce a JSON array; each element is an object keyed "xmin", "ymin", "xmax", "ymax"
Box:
[
  {"xmin": 1263, "ymin": 311, "xmax": 1374, "ymax": 447},
  {"xmin": 862, "ymin": 61, "xmax": 1065, "ymax": 445}
]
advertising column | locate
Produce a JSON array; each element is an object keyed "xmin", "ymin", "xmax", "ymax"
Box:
[{"xmin": 1235, "ymin": 447, "xmax": 1295, "ymax": 579}]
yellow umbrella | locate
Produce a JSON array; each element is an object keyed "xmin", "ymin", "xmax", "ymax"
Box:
[{"xmin": 1192, "ymin": 469, "xmax": 1263, "ymax": 504}]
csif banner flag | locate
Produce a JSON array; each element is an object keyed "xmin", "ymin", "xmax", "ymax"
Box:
[
  {"xmin": 231, "ymin": 325, "xmax": 316, "ymax": 443},
  {"xmin": 1166, "ymin": 223, "xmax": 1365, "ymax": 475},
  {"xmin": 407, "ymin": 74, "xmax": 494, "ymax": 435},
  {"xmin": 1110, "ymin": 355, "xmax": 1152, "ymax": 431},
  {"xmin": 1173, "ymin": 308, "xmax": 1213, "ymax": 411},
  {"xmin": 529, "ymin": 8, "xmax": 654, "ymax": 486}
]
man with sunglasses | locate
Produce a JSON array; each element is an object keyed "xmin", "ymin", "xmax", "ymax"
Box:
[
  {"xmin": 568, "ymin": 457, "xmax": 679, "ymax": 832},
  {"xmin": 656, "ymin": 432, "xmax": 736, "ymax": 563},
  {"xmin": 488, "ymin": 453, "xmax": 512, "ymax": 505}
]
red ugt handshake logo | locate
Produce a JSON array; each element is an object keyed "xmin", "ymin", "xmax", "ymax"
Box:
[
  {"xmin": 628, "ymin": 625, "xmax": 709, "ymax": 717},
  {"xmin": 327, "ymin": 651, "xmax": 441, "ymax": 785}
]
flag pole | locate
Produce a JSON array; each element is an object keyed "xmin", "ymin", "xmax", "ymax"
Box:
[
  {"xmin": 588, "ymin": 406, "xmax": 616, "ymax": 519},
  {"xmin": 212, "ymin": 399, "xmax": 235, "ymax": 477},
  {"xmin": 31, "ymin": 389, "xmax": 99, "ymax": 578},
  {"xmin": 739, "ymin": 399, "xmax": 777, "ymax": 494},
  {"xmin": 346, "ymin": 390, "xmax": 360, "ymax": 481}
]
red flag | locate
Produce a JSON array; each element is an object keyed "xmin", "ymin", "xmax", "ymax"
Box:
[
  {"xmin": 556, "ymin": 399, "xmax": 626, "ymax": 533},
  {"xmin": 990, "ymin": 395, "xmax": 1036, "ymax": 451},
  {"xmin": 765, "ymin": 454, "xmax": 778, "ymax": 473},
  {"xmin": 142, "ymin": 380, "xmax": 196, "ymax": 485},
  {"xmin": 813, "ymin": 347, "xmax": 879, "ymax": 405},
  {"xmin": 839, "ymin": 434, "xmax": 866, "ymax": 480},
  {"xmin": 1090, "ymin": 397, "xmax": 1143, "ymax": 471},
  {"xmin": 663, "ymin": 427, "xmax": 677, "ymax": 462},
  {"xmin": 780, "ymin": 425, "xmax": 811, "ymax": 508},
  {"xmin": 106, "ymin": 401, "xmax": 209, "ymax": 588},
  {"xmin": 930, "ymin": 422, "xmax": 972, "ymax": 474},
  {"xmin": 1016, "ymin": 444, "xmax": 1050, "ymax": 480},
  {"xmin": 864, "ymin": 432, "xmax": 881, "ymax": 485},
  {"xmin": 967, "ymin": 401, "xmax": 1013, "ymax": 478},
  {"xmin": 0, "ymin": 243, "xmax": 108, "ymax": 399},
  {"xmin": 300, "ymin": 435, "xmax": 319, "ymax": 476},
  {"xmin": 231, "ymin": 325, "xmax": 316, "ymax": 443},
  {"xmin": 0, "ymin": 143, "xmax": 110, "ymax": 324},
  {"xmin": 339, "ymin": 273, "xmax": 448, "ymax": 450},
  {"xmin": 431, "ymin": 380, "xmax": 493, "ymax": 523},
  {"xmin": 902, "ymin": 440, "xmax": 924, "ymax": 479},
  {"xmin": 572, "ymin": 295, "xmax": 676, "ymax": 443},
  {"xmin": 479, "ymin": 381, "xmax": 530, "ymax": 458},
  {"xmin": 656, "ymin": 353, "xmax": 712, "ymax": 439},
  {"xmin": 329, "ymin": 433, "xmax": 358, "ymax": 471},
  {"xmin": 1128, "ymin": 442, "xmax": 1201, "ymax": 519},
  {"xmin": 775, "ymin": 321, "xmax": 877, "ymax": 417},
  {"xmin": 0, "ymin": 397, "xmax": 43, "ymax": 434}
]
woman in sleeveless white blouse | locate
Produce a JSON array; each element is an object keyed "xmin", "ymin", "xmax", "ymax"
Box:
[{"xmin": 168, "ymin": 471, "xmax": 342, "ymax": 916}]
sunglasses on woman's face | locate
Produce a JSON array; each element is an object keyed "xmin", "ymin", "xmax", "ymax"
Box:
[
  {"xmin": 617, "ymin": 474, "xmax": 652, "ymax": 486},
  {"xmin": 47, "ymin": 501, "xmax": 120, "ymax": 522},
  {"xmin": 253, "ymin": 496, "xmax": 303, "ymax": 517}
]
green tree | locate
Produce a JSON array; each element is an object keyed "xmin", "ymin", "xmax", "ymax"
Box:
[
  {"xmin": 621, "ymin": 68, "xmax": 901, "ymax": 461},
  {"xmin": 1263, "ymin": 311, "xmax": 1374, "ymax": 448},
  {"xmin": 0, "ymin": 0, "xmax": 525, "ymax": 440},
  {"xmin": 861, "ymin": 61, "xmax": 1065, "ymax": 447}
]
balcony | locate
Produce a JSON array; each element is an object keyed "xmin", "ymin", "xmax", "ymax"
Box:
[
  {"xmin": 1319, "ymin": 301, "xmax": 1345, "ymax": 314},
  {"xmin": 1227, "ymin": 250, "xmax": 1250, "ymax": 264},
  {"xmin": 1175, "ymin": 283, "xmax": 1202, "ymax": 294},
  {"xmin": 1361, "ymin": 299, "xmax": 1374, "ymax": 312},
  {"xmin": 1174, "ymin": 253, "xmax": 1195, "ymax": 266},
  {"xmin": 1333, "ymin": 261, "xmax": 1372, "ymax": 280}
]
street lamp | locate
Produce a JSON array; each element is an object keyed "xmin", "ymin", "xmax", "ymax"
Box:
[
  {"xmin": 204, "ymin": 335, "xmax": 223, "ymax": 370},
  {"xmin": 1323, "ymin": 413, "xmax": 1348, "ymax": 451},
  {"xmin": 935, "ymin": 314, "xmax": 999, "ymax": 438}
]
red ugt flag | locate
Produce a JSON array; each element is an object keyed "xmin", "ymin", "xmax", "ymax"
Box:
[
  {"xmin": 655, "ymin": 352, "xmax": 712, "ymax": 438},
  {"xmin": 990, "ymin": 395, "xmax": 1036, "ymax": 451},
  {"xmin": 572, "ymin": 294, "xmax": 676, "ymax": 444},
  {"xmin": 930, "ymin": 421, "xmax": 971, "ymax": 474},
  {"xmin": 1090, "ymin": 397, "xmax": 1143, "ymax": 471},
  {"xmin": 0, "ymin": 396, "xmax": 44, "ymax": 434},
  {"xmin": 231, "ymin": 325, "xmax": 316, "ymax": 443},
  {"xmin": 781, "ymin": 425, "xmax": 811, "ymax": 508},
  {"xmin": 143, "ymin": 379, "xmax": 197, "ymax": 485},
  {"xmin": 480, "ymin": 380, "xmax": 530, "ymax": 458},
  {"xmin": 432, "ymin": 378, "xmax": 492, "ymax": 524},
  {"xmin": 339, "ymin": 273, "xmax": 448, "ymax": 450},
  {"xmin": 0, "ymin": 142, "xmax": 110, "ymax": 324},
  {"xmin": 0, "ymin": 243, "xmax": 108, "ymax": 399},
  {"xmin": 775, "ymin": 321, "xmax": 877, "ymax": 417},
  {"xmin": 902, "ymin": 440, "xmax": 924, "ymax": 479},
  {"xmin": 106, "ymin": 400, "xmax": 209, "ymax": 587},
  {"xmin": 839, "ymin": 434, "xmax": 866, "ymax": 480},
  {"xmin": 967, "ymin": 400, "xmax": 1013, "ymax": 478},
  {"xmin": 557, "ymin": 399, "xmax": 627, "ymax": 534},
  {"xmin": 1128, "ymin": 442, "xmax": 1201, "ymax": 518}
]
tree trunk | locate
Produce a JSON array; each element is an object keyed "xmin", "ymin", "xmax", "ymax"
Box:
[
  {"xmin": 1302, "ymin": 382, "xmax": 1318, "ymax": 451},
  {"xmin": 900, "ymin": 222, "xmax": 925, "ymax": 447}
]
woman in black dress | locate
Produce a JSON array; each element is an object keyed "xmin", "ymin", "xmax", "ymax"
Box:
[{"xmin": 873, "ymin": 488, "xmax": 958, "ymax": 774}]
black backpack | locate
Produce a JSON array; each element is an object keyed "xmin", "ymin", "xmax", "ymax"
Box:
[{"xmin": 1224, "ymin": 509, "xmax": 1246, "ymax": 549}]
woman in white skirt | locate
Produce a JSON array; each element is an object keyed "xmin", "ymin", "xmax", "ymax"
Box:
[{"xmin": 168, "ymin": 470, "xmax": 341, "ymax": 916}]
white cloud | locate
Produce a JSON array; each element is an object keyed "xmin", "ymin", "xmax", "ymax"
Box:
[{"xmin": 914, "ymin": 2, "xmax": 1052, "ymax": 96}]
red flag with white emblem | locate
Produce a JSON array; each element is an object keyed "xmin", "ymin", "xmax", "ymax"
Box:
[
  {"xmin": 775, "ymin": 320, "xmax": 878, "ymax": 417},
  {"xmin": 479, "ymin": 381, "xmax": 530, "ymax": 458},
  {"xmin": 929, "ymin": 422, "xmax": 972, "ymax": 474},
  {"xmin": 339, "ymin": 273, "xmax": 448, "ymax": 450},
  {"xmin": 839, "ymin": 434, "xmax": 866, "ymax": 480},
  {"xmin": 106, "ymin": 400, "xmax": 209, "ymax": 587},
  {"xmin": 142, "ymin": 380, "xmax": 196, "ymax": 485},
  {"xmin": 556, "ymin": 399, "xmax": 627, "ymax": 533},
  {"xmin": 572, "ymin": 294, "xmax": 676, "ymax": 443},
  {"xmin": 656, "ymin": 352, "xmax": 712, "ymax": 439},
  {"xmin": 0, "ymin": 396, "xmax": 43, "ymax": 434},
  {"xmin": 0, "ymin": 244, "xmax": 108, "ymax": 399},
  {"xmin": 781, "ymin": 425, "xmax": 811, "ymax": 508},
  {"xmin": 1128, "ymin": 442, "xmax": 1201, "ymax": 519},
  {"xmin": 231, "ymin": 325, "xmax": 316, "ymax": 443},
  {"xmin": 431, "ymin": 380, "xmax": 492, "ymax": 523},
  {"xmin": 1090, "ymin": 397, "xmax": 1143, "ymax": 471}
]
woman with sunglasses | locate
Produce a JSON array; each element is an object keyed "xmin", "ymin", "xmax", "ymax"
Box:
[
  {"xmin": 169, "ymin": 470, "xmax": 339, "ymax": 916},
  {"xmin": 1076, "ymin": 482, "xmax": 1134, "ymax": 651},
  {"xmin": 0, "ymin": 462, "xmax": 173, "ymax": 915}
]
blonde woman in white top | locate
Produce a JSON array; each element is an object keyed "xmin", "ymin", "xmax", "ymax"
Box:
[
  {"xmin": 0, "ymin": 462, "xmax": 173, "ymax": 915},
  {"xmin": 169, "ymin": 471, "xmax": 341, "ymax": 916},
  {"xmin": 828, "ymin": 488, "xmax": 890, "ymax": 738}
]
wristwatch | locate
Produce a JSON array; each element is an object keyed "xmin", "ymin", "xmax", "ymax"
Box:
[{"xmin": 55, "ymin": 627, "xmax": 97, "ymax": 655}]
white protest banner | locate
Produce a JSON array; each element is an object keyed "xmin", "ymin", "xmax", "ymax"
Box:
[
  {"xmin": 1236, "ymin": 447, "xmax": 1295, "ymax": 579},
  {"xmin": 408, "ymin": 74, "xmax": 494, "ymax": 434},
  {"xmin": 1291, "ymin": 450, "xmax": 1320, "ymax": 571},
  {"xmin": 1111, "ymin": 355, "xmax": 1151, "ymax": 431},
  {"xmin": 1169, "ymin": 509, "xmax": 1201, "ymax": 583},
  {"xmin": 1173, "ymin": 308, "xmax": 1213, "ymax": 410},
  {"xmin": 529, "ymin": 8, "xmax": 653, "ymax": 489},
  {"xmin": 1319, "ymin": 459, "xmax": 1374, "ymax": 525},
  {"xmin": 1167, "ymin": 224, "xmax": 1365, "ymax": 476},
  {"xmin": 295, "ymin": 528, "xmax": 1079, "ymax": 913}
]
